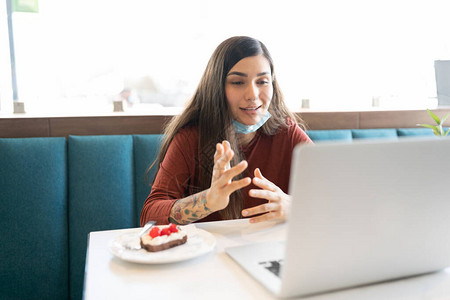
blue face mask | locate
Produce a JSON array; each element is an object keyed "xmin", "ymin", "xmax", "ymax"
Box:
[{"xmin": 233, "ymin": 111, "xmax": 272, "ymax": 134}]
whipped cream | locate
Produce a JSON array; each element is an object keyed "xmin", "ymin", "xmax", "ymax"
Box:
[{"xmin": 141, "ymin": 226, "xmax": 187, "ymax": 246}]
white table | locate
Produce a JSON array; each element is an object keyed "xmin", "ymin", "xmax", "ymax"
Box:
[{"xmin": 83, "ymin": 219, "xmax": 450, "ymax": 300}]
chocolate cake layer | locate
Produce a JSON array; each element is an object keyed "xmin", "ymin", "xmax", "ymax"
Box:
[{"xmin": 140, "ymin": 235, "xmax": 188, "ymax": 252}]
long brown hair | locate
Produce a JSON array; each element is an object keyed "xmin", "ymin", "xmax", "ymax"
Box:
[{"xmin": 150, "ymin": 36, "xmax": 303, "ymax": 220}]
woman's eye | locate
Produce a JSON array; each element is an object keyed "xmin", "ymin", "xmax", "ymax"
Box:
[
  {"xmin": 231, "ymin": 81, "xmax": 244, "ymax": 85},
  {"xmin": 258, "ymin": 80, "xmax": 269, "ymax": 85}
]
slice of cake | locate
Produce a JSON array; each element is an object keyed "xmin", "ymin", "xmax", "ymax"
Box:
[{"xmin": 140, "ymin": 223, "xmax": 188, "ymax": 252}]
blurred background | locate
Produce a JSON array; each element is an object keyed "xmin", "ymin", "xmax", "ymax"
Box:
[{"xmin": 0, "ymin": 0, "xmax": 449, "ymax": 115}]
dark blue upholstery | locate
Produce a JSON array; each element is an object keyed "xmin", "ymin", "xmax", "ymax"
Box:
[
  {"xmin": 0, "ymin": 138, "xmax": 68, "ymax": 300},
  {"xmin": 68, "ymin": 135, "xmax": 134, "ymax": 300},
  {"xmin": 133, "ymin": 134, "xmax": 163, "ymax": 226}
]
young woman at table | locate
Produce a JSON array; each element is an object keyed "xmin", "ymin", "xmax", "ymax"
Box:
[{"xmin": 140, "ymin": 36, "xmax": 312, "ymax": 226}]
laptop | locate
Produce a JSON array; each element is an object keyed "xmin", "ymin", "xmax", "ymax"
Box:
[{"xmin": 226, "ymin": 137, "xmax": 450, "ymax": 298}]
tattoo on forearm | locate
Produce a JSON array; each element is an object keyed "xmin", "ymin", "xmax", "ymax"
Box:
[{"xmin": 170, "ymin": 191, "xmax": 212, "ymax": 225}]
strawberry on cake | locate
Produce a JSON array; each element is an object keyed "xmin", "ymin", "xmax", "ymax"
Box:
[{"xmin": 140, "ymin": 223, "xmax": 188, "ymax": 252}]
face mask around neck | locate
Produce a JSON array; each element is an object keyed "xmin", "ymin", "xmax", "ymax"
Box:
[{"xmin": 232, "ymin": 111, "xmax": 272, "ymax": 134}]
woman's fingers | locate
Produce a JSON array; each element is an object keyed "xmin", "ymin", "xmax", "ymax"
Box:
[
  {"xmin": 213, "ymin": 141, "xmax": 232, "ymax": 168},
  {"xmin": 250, "ymin": 168, "xmax": 279, "ymax": 200},
  {"xmin": 242, "ymin": 205, "xmax": 284, "ymax": 224},
  {"xmin": 242, "ymin": 202, "xmax": 279, "ymax": 217},
  {"xmin": 212, "ymin": 148, "xmax": 234, "ymax": 181},
  {"xmin": 213, "ymin": 143, "xmax": 223, "ymax": 164},
  {"xmin": 254, "ymin": 168, "xmax": 264, "ymax": 179},
  {"xmin": 222, "ymin": 141, "xmax": 232, "ymax": 170},
  {"xmin": 208, "ymin": 140, "xmax": 250, "ymax": 212},
  {"xmin": 223, "ymin": 177, "xmax": 251, "ymax": 194},
  {"xmin": 247, "ymin": 211, "xmax": 283, "ymax": 223},
  {"xmin": 213, "ymin": 140, "xmax": 250, "ymax": 186},
  {"xmin": 215, "ymin": 143, "xmax": 233, "ymax": 169},
  {"xmin": 252, "ymin": 172, "xmax": 278, "ymax": 193},
  {"xmin": 211, "ymin": 140, "xmax": 249, "ymax": 196},
  {"xmin": 214, "ymin": 160, "xmax": 248, "ymax": 188},
  {"xmin": 243, "ymin": 168, "xmax": 291, "ymax": 223},
  {"xmin": 225, "ymin": 160, "xmax": 248, "ymax": 179},
  {"xmin": 249, "ymin": 189, "xmax": 280, "ymax": 201},
  {"xmin": 242, "ymin": 202, "xmax": 287, "ymax": 224},
  {"xmin": 222, "ymin": 140, "xmax": 231, "ymax": 152}
]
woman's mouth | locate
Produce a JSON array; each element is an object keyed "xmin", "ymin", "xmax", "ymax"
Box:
[{"xmin": 240, "ymin": 105, "xmax": 262, "ymax": 111}]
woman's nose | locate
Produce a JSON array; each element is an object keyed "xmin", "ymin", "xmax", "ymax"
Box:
[{"xmin": 246, "ymin": 83, "xmax": 258, "ymax": 101}]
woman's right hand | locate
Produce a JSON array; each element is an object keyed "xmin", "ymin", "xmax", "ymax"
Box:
[{"xmin": 206, "ymin": 141, "xmax": 251, "ymax": 212}]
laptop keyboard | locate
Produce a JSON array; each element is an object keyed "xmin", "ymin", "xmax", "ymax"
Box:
[{"xmin": 258, "ymin": 259, "xmax": 284, "ymax": 277}]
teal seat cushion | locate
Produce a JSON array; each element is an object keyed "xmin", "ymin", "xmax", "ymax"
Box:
[
  {"xmin": 397, "ymin": 127, "xmax": 441, "ymax": 137},
  {"xmin": 0, "ymin": 138, "xmax": 68, "ymax": 300},
  {"xmin": 351, "ymin": 129, "xmax": 398, "ymax": 139},
  {"xmin": 306, "ymin": 130, "xmax": 352, "ymax": 142},
  {"xmin": 133, "ymin": 134, "xmax": 163, "ymax": 226},
  {"xmin": 68, "ymin": 135, "xmax": 134, "ymax": 300},
  {"xmin": 397, "ymin": 127, "xmax": 449, "ymax": 137}
]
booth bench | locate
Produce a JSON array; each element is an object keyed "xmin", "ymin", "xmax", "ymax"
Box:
[{"xmin": 0, "ymin": 127, "xmax": 436, "ymax": 300}]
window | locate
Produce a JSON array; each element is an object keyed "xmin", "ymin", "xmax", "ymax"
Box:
[
  {"xmin": 0, "ymin": 0, "xmax": 13, "ymax": 112},
  {"xmin": 1, "ymin": 0, "xmax": 450, "ymax": 115}
]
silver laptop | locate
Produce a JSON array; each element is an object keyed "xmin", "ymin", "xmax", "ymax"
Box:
[{"xmin": 226, "ymin": 137, "xmax": 450, "ymax": 298}]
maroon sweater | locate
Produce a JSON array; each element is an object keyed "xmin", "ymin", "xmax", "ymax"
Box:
[{"xmin": 140, "ymin": 123, "xmax": 312, "ymax": 225}]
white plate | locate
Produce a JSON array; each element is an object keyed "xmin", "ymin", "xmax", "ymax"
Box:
[{"xmin": 109, "ymin": 224, "xmax": 216, "ymax": 264}]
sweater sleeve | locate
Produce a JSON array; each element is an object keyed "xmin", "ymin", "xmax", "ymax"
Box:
[
  {"xmin": 290, "ymin": 122, "xmax": 313, "ymax": 146},
  {"xmin": 140, "ymin": 128, "xmax": 198, "ymax": 225}
]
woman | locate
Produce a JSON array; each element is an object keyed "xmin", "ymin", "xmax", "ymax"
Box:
[{"xmin": 140, "ymin": 36, "xmax": 312, "ymax": 226}]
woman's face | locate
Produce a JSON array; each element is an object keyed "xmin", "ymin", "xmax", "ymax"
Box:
[{"xmin": 225, "ymin": 55, "xmax": 273, "ymax": 126}]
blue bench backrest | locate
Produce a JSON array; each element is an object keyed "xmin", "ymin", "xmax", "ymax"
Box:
[
  {"xmin": 0, "ymin": 137, "xmax": 68, "ymax": 300},
  {"xmin": 306, "ymin": 128, "xmax": 436, "ymax": 142}
]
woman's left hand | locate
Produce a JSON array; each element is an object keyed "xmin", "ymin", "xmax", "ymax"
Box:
[{"xmin": 242, "ymin": 168, "xmax": 291, "ymax": 223}]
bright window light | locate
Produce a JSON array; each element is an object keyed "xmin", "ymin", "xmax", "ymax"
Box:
[{"xmin": 2, "ymin": 0, "xmax": 450, "ymax": 115}]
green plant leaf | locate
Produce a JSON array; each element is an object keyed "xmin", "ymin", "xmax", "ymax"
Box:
[
  {"xmin": 440, "ymin": 113, "xmax": 450, "ymax": 125},
  {"xmin": 427, "ymin": 109, "xmax": 442, "ymax": 125},
  {"xmin": 445, "ymin": 128, "xmax": 450, "ymax": 136},
  {"xmin": 418, "ymin": 123, "xmax": 436, "ymax": 129},
  {"xmin": 433, "ymin": 127, "xmax": 441, "ymax": 136}
]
